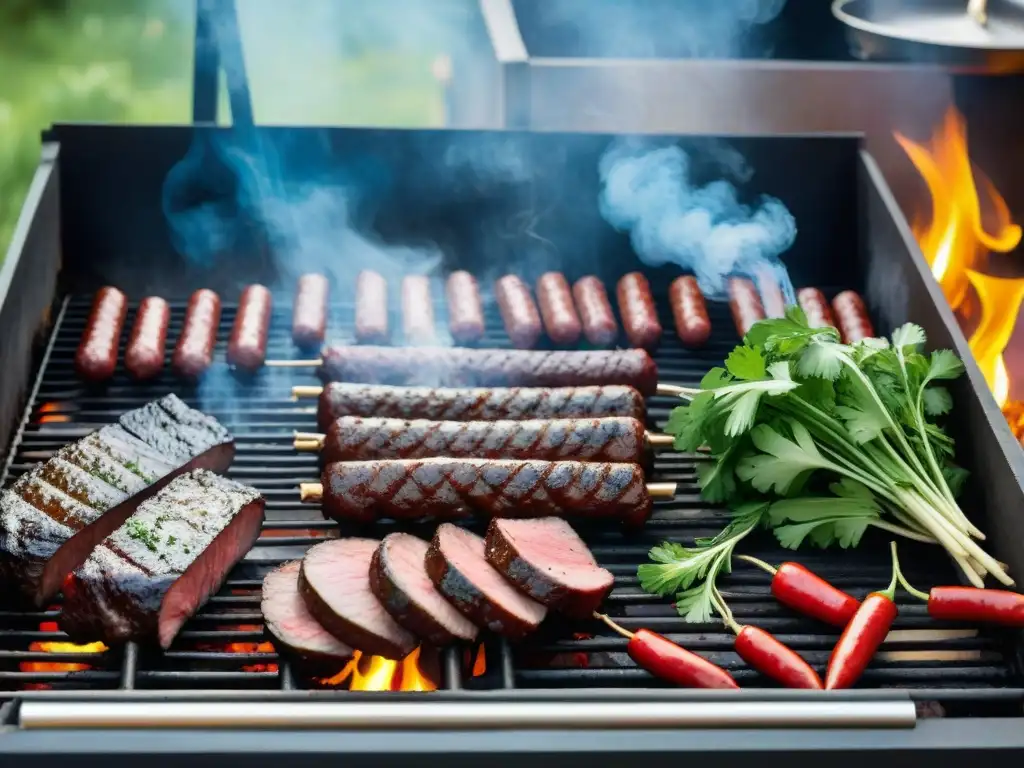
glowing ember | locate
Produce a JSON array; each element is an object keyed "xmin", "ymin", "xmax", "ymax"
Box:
[
  {"xmin": 225, "ymin": 625, "xmax": 278, "ymax": 673},
  {"xmin": 20, "ymin": 621, "xmax": 106, "ymax": 675},
  {"xmin": 318, "ymin": 647, "xmax": 438, "ymax": 691},
  {"xmin": 895, "ymin": 106, "xmax": 1023, "ymax": 413},
  {"xmin": 37, "ymin": 402, "xmax": 71, "ymax": 424},
  {"xmin": 472, "ymin": 643, "xmax": 487, "ymax": 677}
]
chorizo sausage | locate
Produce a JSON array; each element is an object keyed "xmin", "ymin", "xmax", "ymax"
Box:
[
  {"xmin": 445, "ymin": 271, "xmax": 485, "ymax": 345},
  {"xmin": 172, "ymin": 289, "xmax": 221, "ymax": 378},
  {"xmin": 293, "ymin": 273, "xmax": 329, "ymax": 347},
  {"xmin": 124, "ymin": 297, "xmax": 170, "ymax": 380},
  {"xmin": 401, "ymin": 275, "xmax": 436, "ymax": 345},
  {"xmin": 616, "ymin": 272, "xmax": 662, "ymax": 349},
  {"xmin": 228, "ymin": 284, "xmax": 272, "ymax": 372},
  {"xmin": 755, "ymin": 271, "xmax": 787, "ymax": 319},
  {"xmin": 75, "ymin": 287, "xmax": 128, "ymax": 382},
  {"xmin": 355, "ymin": 270, "xmax": 389, "ymax": 344},
  {"xmin": 572, "ymin": 276, "xmax": 618, "ymax": 346},
  {"xmin": 536, "ymin": 272, "xmax": 582, "ymax": 345},
  {"xmin": 728, "ymin": 277, "xmax": 766, "ymax": 338},
  {"xmin": 669, "ymin": 276, "xmax": 711, "ymax": 347},
  {"xmin": 832, "ymin": 290, "xmax": 875, "ymax": 343},
  {"xmin": 797, "ymin": 287, "xmax": 836, "ymax": 329},
  {"xmin": 494, "ymin": 275, "xmax": 542, "ymax": 349}
]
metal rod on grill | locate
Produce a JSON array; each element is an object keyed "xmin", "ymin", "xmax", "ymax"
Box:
[
  {"xmin": 656, "ymin": 383, "xmax": 697, "ymax": 398},
  {"xmin": 293, "ymin": 428, "xmax": 677, "ymax": 451},
  {"xmin": 298, "ymin": 480, "xmax": 678, "ymax": 502}
]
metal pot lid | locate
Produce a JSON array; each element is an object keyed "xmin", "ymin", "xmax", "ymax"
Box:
[{"xmin": 832, "ymin": 0, "xmax": 1024, "ymax": 71}]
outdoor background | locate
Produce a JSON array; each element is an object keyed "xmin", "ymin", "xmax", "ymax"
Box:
[{"xmin": 0, "ymin": 0, "xmax": 464, "ymax": 257}]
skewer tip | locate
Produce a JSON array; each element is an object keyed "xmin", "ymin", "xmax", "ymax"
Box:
[
  {"xmin": 299, "ymin": 482, "xmax": 324, "ymax": 502},
  {"xmin": 656, "ymin": 383, "xmax": 687, "ymax": 397},
  {"xmin": 292, "ymin": 385, "xmax": 324, "ymax": 399},
  {"xmin": 646, "ymin": 482, "xmax": 678, "ymax": 499},
  {"xmin": 266, "ymin": 359, "xmax": 322, "ymax": 368},
  {"xmin": 646, "ymin": 432, "xmax": 675, "ymax": 448}
]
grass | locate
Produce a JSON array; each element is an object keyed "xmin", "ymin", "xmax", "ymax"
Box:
[{"xmin": 0, "ymin": 0, "xmax": 446, "ymax": 258}]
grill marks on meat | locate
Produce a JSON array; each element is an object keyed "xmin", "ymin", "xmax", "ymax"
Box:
[
  {"xmin": 262, "ymin": 560, "xmax": 353, "ymax": 670},
  {"xmin": 322, "ymin": 416, "xmax": 646, "ymax": 464},
  {"xmin": 321, "ymin": 458, "xmax": 652, "ymax": 527},
  {"xmin": 426, "ymin": 524, "xmax": 546, "ymax": 640},
  {"xmin": 316, "ymin": 383, "xmax": 645, "ymax": 430},
  {"xmin": 485, "ymin": 517, "xmax": 614, "ymax": 618},
  {"xmin": 0, "ymin": 395, "xmax": 234, "ymax": 605},
  {"xmin": 370, "ymin": 533, "xmax": 478, "ymax": 645},
  {"xmin": 299, "ymin": 539, "xmax": 416, "ymax": 660},
  {"xmin": 319, "ymin": 346, "xmax": 659, "ymax": 395},
  {"xmin": 60, "ymin": 470, "xmax": 264, "ymax": 648}
]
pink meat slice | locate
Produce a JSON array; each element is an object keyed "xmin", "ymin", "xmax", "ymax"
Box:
[{"xmin": 485, "ymin": 517, "xmax": 614, "ymax": 618}]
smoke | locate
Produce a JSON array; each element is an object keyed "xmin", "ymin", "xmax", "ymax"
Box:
[{"xmin": 598, "ymin": 139, "xmax": 797, "ymax": 302}]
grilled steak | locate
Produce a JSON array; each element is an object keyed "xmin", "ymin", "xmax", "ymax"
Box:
[
  {"xmin": 370, "ymin": 533, "xmax": 478, "ymax": 646},
  {"xmin": 316, "ymin": 383, "xmax": 646, "ymax": 430},
  {"xmin": 318, "ymin": 345, "xmax": 659, "ymax": 395},
  {"xmin": 0, "ymin": 395, "xmax": 234, "ymax": 606},
  {"xmin": 484, "ymin": 517, "xmax": 614, "ymax": 618},
  {"xmin": 298, "ymin": 538, "xmax": 417, "ymax": 660},
  {"xmin": 262, "ymin": 560, "xmax": 353, "ymax": 670},
  {"xmin": 320, "ymin": 416, "xmax": 646, "ymax": 464},
  {"xmin": 426, "ymin": 524, "xmax": 546, "ymax": 640},
  {"xmin": 60, "ymin": 470, "xmax": 264, "ymax": 648},
  {"xmin": 320, "ymin": 459, "xmax": 652, "ymax": 527}
]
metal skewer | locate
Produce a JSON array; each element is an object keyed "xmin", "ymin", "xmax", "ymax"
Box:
[
  {"xmin": 293, "ymin": 430, "xmax": 676, "ymax": 451},
  {"xmin": 294, "ymin": 383, "xmax": 695, "ymax": 400},
  {"xmin": 298, "ymin": 480, "xmax": 678, "ymax": 503}
]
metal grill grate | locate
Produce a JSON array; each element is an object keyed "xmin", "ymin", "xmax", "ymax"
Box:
[{"xmin": 0, "ymin": 292, "xmax": 1020, "ymax": 712}]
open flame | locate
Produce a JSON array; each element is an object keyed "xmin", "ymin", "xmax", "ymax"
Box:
[
  {"xmin": 318, "ymin": 646, "xmax": 438, "ymax": 691},
  {"xmin": 20, "ymin": 621, "xmax": 106, "ymax": 678},
  {"xmin": 226, "ymin": 624, "xmax": 278, "ymax": 673},
  {"xmin": 895, "ymin": 107, "xmax": 1024, "ymax": 415}
]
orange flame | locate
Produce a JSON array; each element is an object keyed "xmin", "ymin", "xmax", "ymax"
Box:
[
  {"xmin": 20, "ymin": 621, "xmax": 106, "ymax": 675},
  {"xmin": 318, "ymin": 646, "xmax": 438, "ymax": 691},
  {"xmin": 225, "ymin": 624, "xmax": 278, "ymax": 673},
  {"xmin": 895, "ymin": 107, "xmax": 1023, "ymax": 410}
]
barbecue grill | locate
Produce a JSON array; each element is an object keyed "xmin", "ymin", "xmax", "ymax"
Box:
[{"xmin": 2, "ymin": 9, "xmax": 1024, "ymax": 761}]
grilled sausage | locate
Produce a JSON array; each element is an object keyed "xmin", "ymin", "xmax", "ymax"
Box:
[
  {"xmin": 314, "ymin": 383, "xmax": 646, "ymax": 430},
  {"xmin": 75, "ymin": 287, "xmax": 128, "ymax": 382},
  {"xmin": 401, "ymin": 275, "xmax": 436, "ymax": 345},
  {"xmin": 536, "ymin": 272, "xmax": 582, "ymax": 345},
  {"xmin": 172, "ymin": 289, "xmax": 222, "ymax": 378},
  {"xmin": 228, "ymin": 284, "xmax": 272, "ymax": 372},
  {"xmin": 797, "ymin": 287, "xmax": 836, "ymax": 329},
  {"xmin": 832, "ymin": 290, "xmax": 875, "ymax": 342},
  {"xmin": 669, "ymin": 276, "xmax": 711, "ymax": 347},
  {"xmin": 319, "ymin": 458, "xmax": 653, "ymax": 528},
  {"xmin": 616, "ymin": 272, "xmax": 662, "ymax": 349},
  {"xmin": 445, "ymin": 270, "xmax": 485, "ymax": 344},
  {"xmin": 355, "ymin": 269, "xmax": 389, "ymax": 344},
  {"xmin": 755, "ymin": 272, "xmax": 787, "ymax": 319},
  {"xmin": 494, "ymin": 275, "xmax": 542, "ymax": 349},
  {"xmin": 727, "ymin": 277, "xmax": 766, "ymax": 337},
  {"xmin": 292, "ymin": 273, "xmax": 329, "ymax": 347},
  {"xmin": 319, "ymin": 415, "xmax": 646, "ymax": 464},
  {"xmin": 318, "ymin": 346, "xmax": 659, "ymax": 395},
  {"xmin": 572, "ymin": 276, "xmax": 618, "ymax": 346},
  {"xmin": 124, "ymin": 297, "xmax": 170, "ymax": 380}
]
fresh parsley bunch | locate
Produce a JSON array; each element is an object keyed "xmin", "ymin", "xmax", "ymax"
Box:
[{"xmin": 640, "ymin": 307, "xmax": 1009, "ymax": 623}]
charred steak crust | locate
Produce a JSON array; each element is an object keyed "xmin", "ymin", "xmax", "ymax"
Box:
[
  {"xmin": 298, "ymin": 539, "xmax": 417, "ymax": 661},
  {"xmin": 425, "ymin": 524, "xmax": 545, "ymax": 641},
  {"xmin": 262, "ymin": 560, "xmax": 353, "ymax": 671},
  {"xmin": 319, "ymin": 346, "xmax": 659, "ymax": 395},
  {"xmin": 321, "ymin": 458, "xmax": 652, "ymax": 526},
  {"xmin": 0, "ymin": 395, "xmax": 235, "ymax": 605},
  {"xmin": 59, "ymin": 470, "xmax": 264, "ymax": 647},
  {"xmin": 484, "ymin": 517, "xmax": 614, "ymax": 618},
  {"xmin": 317, "ymin": 383, "xmax": 646, "ymax": 429},
  {"xmin": 323, "ymin": 416, "xmax": 646, "ymax": 464},
  {"xmin": 369, "ymin": 534, "xmax": 478, "ymax": 646}
]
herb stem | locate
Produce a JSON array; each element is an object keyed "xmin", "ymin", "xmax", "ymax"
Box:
[
  {"xmin": 735, "ymin": 554, "xmax": 778, "ymax": 576},
  {"xmin": 869, "ymin": 519, "xmax": 937, "ymax": 544},
  {"xmin": 593, "ymin": 612, "xmax": 635, "ymax": 640}
]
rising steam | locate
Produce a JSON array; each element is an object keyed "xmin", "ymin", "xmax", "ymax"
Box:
[{"xmin": 598, "ymin": 140, "xmax": 797, "ymax": 302}]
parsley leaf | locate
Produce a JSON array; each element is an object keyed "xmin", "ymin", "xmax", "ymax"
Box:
[
  {"xmin": 769, "ymin": 495, "xmax": 880, "ymax": 549},
  {"xmin": 928, "ymin": 349, "xmax": 965, "ymax": 381},
  {"xmin": 922, "ymin": 386, "xmax": 953, "ymax": 416},
  {"xmin": 736, "ymin": 421, "xmax": 833, "ymax": 495},
  {"xmin": 725, "ymin": 346, "xmax": 767, "ymax": 381}
]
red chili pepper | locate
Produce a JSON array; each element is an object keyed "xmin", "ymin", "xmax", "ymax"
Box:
[
  {"xmin": 595, "ymin": 614, "xmax": 738, "ymax": 689},
  {"xmin": 710, "ymin": 586, "xmax": 822, "ymax": 689},
  {"xmin": 893, "ymin": 576, "xmax": 1024, "ymax": 626},
  {"xmin": 738, "ymin": 555, "xmax": 859, "ymax": 627},
  {"xmin": 825, "ymin": 542, "xmax": 901, "ymax": 690}
]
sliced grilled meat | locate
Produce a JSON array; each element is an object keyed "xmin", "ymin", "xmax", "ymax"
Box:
[
  {"xmin": 370, "ymin": 533, "xmax": 478, "ymax": 646},
  {"xmin": 485, "ymin": 517, "xmax": 614, "ymax": 618},
  {"xmin": 262, "ymin": 560, "xmax": 353, "ymax": 670},
  {"xmin": 0, "ymin": 395, "xmax": 234, "ymax": 606},
  {"xmin": 60, "ymin": 470, "xmax": 264, "ymax": 648},
  {"xmin": 299, "ymin": 538, "xmax": 417, "ymax": 660},
  {"xmin": 426, "ymin": 524, "xmax": 546, "ymax": 640},
  {"xmin": 320, "ymin": 458, "xmax": 653, "ymax": 527}
]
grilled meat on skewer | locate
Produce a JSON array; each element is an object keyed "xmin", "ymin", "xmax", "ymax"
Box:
[{"xmin": 60, "ymin": 470, "xmax": 264, "ymax": 648}]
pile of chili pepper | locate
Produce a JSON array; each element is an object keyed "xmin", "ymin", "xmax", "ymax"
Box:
[{"xmin": 602, "ymin": 543, "xmax": 1024, "ymax": 690}]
